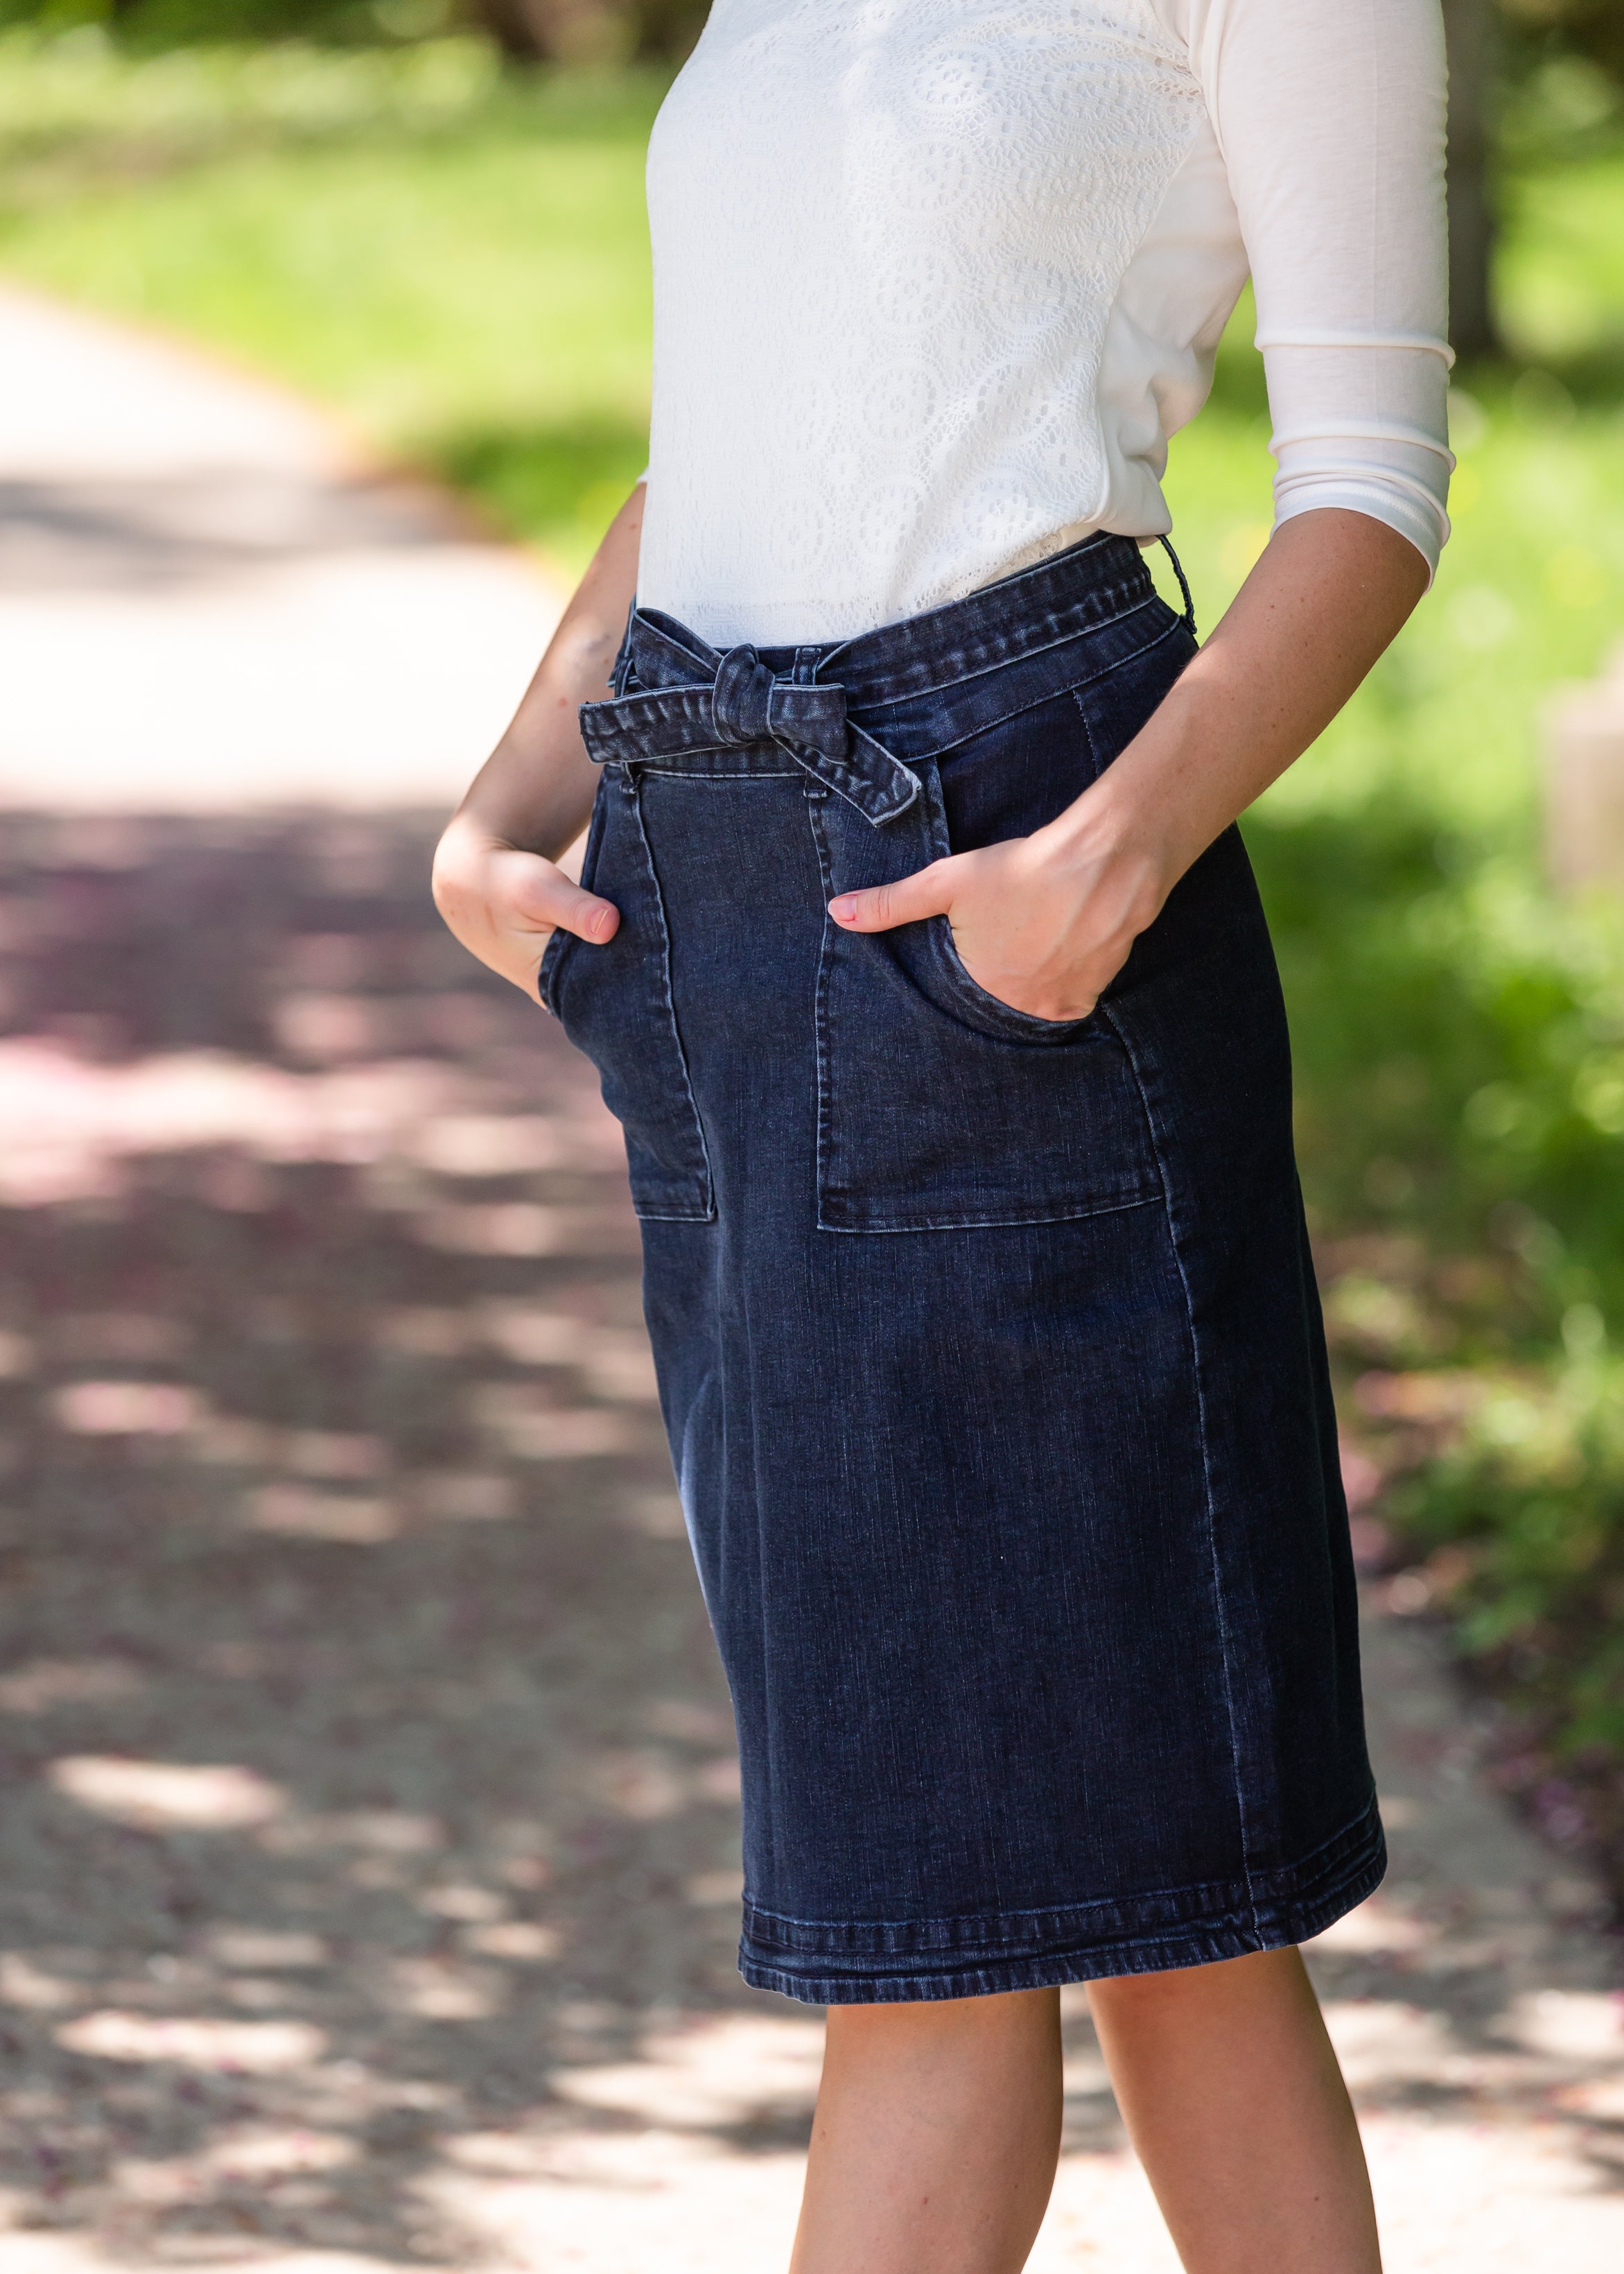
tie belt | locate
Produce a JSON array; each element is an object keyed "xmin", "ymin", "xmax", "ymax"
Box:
[{"xmin": 577, "ymin": 640, "xmax": 920, "ymax": 827}]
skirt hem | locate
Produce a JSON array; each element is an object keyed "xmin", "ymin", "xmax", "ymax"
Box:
[{"xmin": 737, "ymin": 1794, "xmax": 1386, "ymax": 2006}]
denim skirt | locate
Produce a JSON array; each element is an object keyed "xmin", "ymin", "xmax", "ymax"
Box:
[{"xmin": 541, "ymin": 532, "xmax": 1384, "ymax": 2004}]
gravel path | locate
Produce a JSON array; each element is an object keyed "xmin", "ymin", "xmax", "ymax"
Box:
[
  {"xmin": 0, "ymin": 286, "xmax": 1619, "ymax": 2269},
  {"xmin": 0, "ymin": 284, "xmax": 561, "ymax": 814}
]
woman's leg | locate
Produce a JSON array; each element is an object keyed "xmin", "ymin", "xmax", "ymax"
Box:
[
  {"xmin": 787, "ymin": 1950, "xmax": 1378, "ymax": 2274},
  {"xmin": 788, "ymin": 1988, "xmax": 1063, "ymax": 2274},
  {"xmin": 1088, "ymin": 1946, "xmax": 1381, "ymax": 2274}
]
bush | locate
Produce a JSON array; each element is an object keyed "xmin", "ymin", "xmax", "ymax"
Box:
[
  {"xmin": 0, "ymin": 0, "xmax": 390, "ymax": 43},
  {"xmin": 0, "ymin": 0, "xmax": 705, "ymax": 59}
]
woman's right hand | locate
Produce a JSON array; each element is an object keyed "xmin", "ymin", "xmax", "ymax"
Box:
[
  {"xmin": 431, "ymin": 481, "xmax": 643, "ymax": 993},
  {"xmin": 431, "ymin": 813, "xmax": 620, "ymax": 996}
]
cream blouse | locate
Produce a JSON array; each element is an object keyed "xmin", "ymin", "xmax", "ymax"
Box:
[{"xmin": 636, "ymin": 0, "xmax": 1453, "ymax": 646}]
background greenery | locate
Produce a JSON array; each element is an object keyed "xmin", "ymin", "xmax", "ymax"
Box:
[{"xmin": 1, "ymin": 21, "xmax": 1623, "ymax": 1861}]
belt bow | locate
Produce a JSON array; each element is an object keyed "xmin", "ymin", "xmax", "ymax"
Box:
[
  {"xmin": 578, "ymin": 639, "xmax": 920, "ymax": 826},
  {"xmin": 709, "ymin": 644, "xmax": 847, "ymax": 761}
]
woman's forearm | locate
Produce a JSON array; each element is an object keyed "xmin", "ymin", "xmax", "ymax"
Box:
[
  {"xmin": 451, "ymin": 482, "xmax": 645, "ymax": 858},
  {"xmin": 431, "ymin": 484, "xmax": 643, "ymax": 989},
  {"xmin": 1060, "ymin": 509, "xmax": 1429, "ymax": 911}
]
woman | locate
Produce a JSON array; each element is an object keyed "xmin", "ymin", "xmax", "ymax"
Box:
[{"xmin": 435, "ymin": 0, "xmax": 1451, "ymax": 2264}]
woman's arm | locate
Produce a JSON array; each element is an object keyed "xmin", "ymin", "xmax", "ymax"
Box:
[
  {"xmin": 828, "ymin": 508, "xmax": 1427, "ymax": 1019},
  {"xmin": 430, "ymin": 483, "xmax": 645, "ymax": 993}
]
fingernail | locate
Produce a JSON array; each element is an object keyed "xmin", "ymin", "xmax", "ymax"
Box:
[{"xmin": 829, "ymin": 896, "xmax": 857, "ymax": 923}]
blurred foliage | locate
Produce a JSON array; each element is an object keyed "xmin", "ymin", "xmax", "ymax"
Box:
[
  {"xmin": 1382, "ymin": 1342, "xmax": 1624, "ymax": 1755},
  {"xmin": 3, "ymin": 0, "xmax": 1619, "ymax": 73},
  {"xmin": 1, "ymin": 29, "xmax": 1623, "ymax": 1807},
  {"xmin": 1167, "ymin": 320, "xmax": 1624, "ymax": 1765},
  {"xmin": 0, "ymin": 34, "xmax": 662, "ymax": 564},
  {"xmin": 1502, "ymin": 0, "xmax": 1624, "ymax": 88},
  {"xmin": 0, "ymin": 0, "xmax": 393, "ymax": 44},
  {"xmin": 0, "ymin": 0, "xmax": 705, "ymax": 61}
]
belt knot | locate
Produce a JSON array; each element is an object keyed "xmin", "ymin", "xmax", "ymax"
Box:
[
  {"xmin": 577, "ymin": 617, "xmax": 920, "ymax": 826},
  {"xmin": 709, "ymin": 644, "xmax": 850, "ymax": 764},
  {"xmin": 711, "ymin": 645, "xmax": 778, "ymax": 747}
]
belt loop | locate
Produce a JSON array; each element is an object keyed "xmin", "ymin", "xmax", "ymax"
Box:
[
  {"xmin": 610, "ymin": 598, "xmax": 638, "ymax": 696},
  {"xmin": 1158, "ymin": 538, "xmax": 1198, "ymax": 639},
  {"xmin": 793, "ymin": 645, "xmax": 820, "ymax": 687}
]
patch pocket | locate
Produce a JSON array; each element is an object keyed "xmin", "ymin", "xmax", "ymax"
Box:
[
  {"xmin": 539, "ymin": 770, "xmax": 714, "ymax": 1222},
  {"xmin": 808, "ymin": 761, "xmax": 1160, "ymax": 1233}
]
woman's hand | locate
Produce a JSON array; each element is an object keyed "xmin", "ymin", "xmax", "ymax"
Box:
[
  {"xmin": 432, "ymin": 813, "xmax": 619, "ymax": 996},
  {"xmin": 835, "ymin": 511, "xmax": 1431, "ymax": 1020},
  {"xmin": 432, "ymin": 482, "xmax": 644, "ymax": 993},
  {"xmin": 828, "ymin": 811, "xmax": 1168, "ymax": 1021}
]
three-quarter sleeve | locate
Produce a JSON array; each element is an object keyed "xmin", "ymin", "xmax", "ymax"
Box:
[{"xmin": 1181, "ymin": 0, "xmax": 1453, "ymax": 575}]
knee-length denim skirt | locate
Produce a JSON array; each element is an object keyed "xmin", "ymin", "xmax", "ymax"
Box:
[{"xmin": 540, "ymin": 532, "xmax": 1384, "ymax": 2004}]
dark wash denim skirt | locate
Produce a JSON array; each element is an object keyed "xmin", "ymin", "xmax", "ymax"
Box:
[{"xmin": 540, "ymin": 532, "xmax": 1384, "ymax": 2004}]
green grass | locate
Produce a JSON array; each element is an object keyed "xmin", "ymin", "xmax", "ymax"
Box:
[
  {"xmin": 6, "ymin": 31, "xmax": 1624, "ymax": 1769},
  {"xmin": 0, "ymin": 31, "xmax": 661, "ymax": 564},
  {"xmin": 1164, "ymin": 317, "xmax": 1624, "ymax": 1298}
]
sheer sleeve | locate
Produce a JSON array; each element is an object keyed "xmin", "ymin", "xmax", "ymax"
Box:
[{"xmin": 1175, "ymin": 0, "xmax": 1453, "ymax": 574}]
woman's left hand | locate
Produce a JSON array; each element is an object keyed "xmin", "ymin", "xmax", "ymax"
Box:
[
  {"xmin": 830, "ymin": 514, "xmax": 1433, "ymax": 1024},
  {"xmin": 827, "ymin": 813, "xmax": 1168, "ymax": 1023}
]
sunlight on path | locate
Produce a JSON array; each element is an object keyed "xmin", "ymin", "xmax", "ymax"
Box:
[{"xmin": 0, "ymin": 283, "xmax": 562, "ymax": 811}]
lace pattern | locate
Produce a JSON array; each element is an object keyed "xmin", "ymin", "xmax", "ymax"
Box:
[
  {"xmin": 638, "ymin": 0, "xmax": 1451, "ymax": 644},
  {"xmin": 641, "ymin": 0, "xmax": 1201, "ymax": 644}
]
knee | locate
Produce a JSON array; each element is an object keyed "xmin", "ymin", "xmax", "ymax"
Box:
[
  {"xmin": 826, "ymin": 1986, "xmax": 1055, "ymax": 2052},
  {"xmin": 1089, "ymin": 1946, "xmax": 1304, "ymax": 2024}
]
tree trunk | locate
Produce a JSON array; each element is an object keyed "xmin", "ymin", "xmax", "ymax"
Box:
[
  {"xmin": 1441, "ymin": 0, "xmax": 1499, "ymax": 360},
  {"xmin": 466, "ymin": 0, "xmax": 551, "ymax": 60},
  {"xmin": 627, "ymin": 0, "xmax": 708, "ymax": 60}
]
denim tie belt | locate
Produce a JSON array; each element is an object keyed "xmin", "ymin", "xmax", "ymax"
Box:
[{"xmin": 578, "ymin": 641, "xmax": 920, "ymax": 827}]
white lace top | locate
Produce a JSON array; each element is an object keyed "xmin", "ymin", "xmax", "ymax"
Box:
[{"xmin": 634, "ymin": 0, "xmax": 1452, "ymax": 648}]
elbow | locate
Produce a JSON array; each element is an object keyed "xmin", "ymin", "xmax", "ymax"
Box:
[{"xmin": 1273, "ymin": 476, "xmax": 1448, "ymax": 587}]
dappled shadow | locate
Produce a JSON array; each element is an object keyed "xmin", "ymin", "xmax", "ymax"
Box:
[
  {"xmin": 0, "ymin": 813, "xmax": 1620, "ymax": 2264},
  {"xmin": 0, "ymin": 474, "xmax": 478, "ymax": 598},
  {"xmin": 0, "ymin": 812, "xmax": 774, "ymax": 2262}
]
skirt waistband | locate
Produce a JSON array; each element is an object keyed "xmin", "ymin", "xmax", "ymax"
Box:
[{"xmin": 578, "ymin": 532, "xmax": 1175, "ymax": 831}]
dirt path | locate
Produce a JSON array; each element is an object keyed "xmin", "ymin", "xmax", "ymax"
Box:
[
  {"xmin": 0, "ymin": 288, "xmax": 1618, "ymax": 2270},
  {"xmin": 0, "ymin": 283, "xmax": 561, "ymax": 813}
]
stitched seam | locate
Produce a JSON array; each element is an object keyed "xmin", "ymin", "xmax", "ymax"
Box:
[
  {"xmin": 806, "ymin": 792, "xmax": 841, "ymax": 1233},
  {"xmin": 794, "ymin": 736, "xmax": 914, "ymax": 820},
  {"xmin": 740, "ymin": 1794, "xmax": 1381, "ymax": 1940},
  {"xmin": 739, "ymin": 1857, "xmax": 1388, "ymax": 1996},
  {"xmin": 1101, "ymin": 999, "xmax": 1260, "ymax": 1939},
  {"xmin": 914, "ymin": 761, "xmax": 1098, "ymax": 1041},
  {"xmin": 920, "ymin": 916, "xmax": 1088, "ymax": 1043},
  {"xmin": 536, "ymin": 926, "xmax": 572, "ymax": 1016},
  {"xmin": 844, "ymin": 589, "xmax": 1164, "ymax": 718},
  {"xmin": 819, "ymin": 1191, "xmax": 1163, "ymax": 1233},
  {"xmin": 638, "ymin": 767, "xmax": 801, "ymax": 781},
  {"xmin": 614, "ymin": 604, "xmax": 1180, "ymax": 775},
  {"xmin": 629, "ymin": 777, "xmax": 716, "ymax": 1223},
  {"xmin": 848, "ymin": 593, "xmax": 1153, "ymax": 704},
  {"xmin": 609, "ymin": 738, "xmax": 911, "ymax": 825},
  {"xmin": 536, "ymin": 777, "xmax": 611, "ymax": 1014},
  {"xmin": 909, "ymin": 756, "xmax": 1085, "ymax": 1044},
  {"xmin": 737, "ymin": 1842, "xmax": 1390, "ymax": 1996},
  {"xmin": 873, "ymin": 610, "xmax": 1187, "ymax": 763},
  {"xmin": 1067, "ymin": 681, "xmax": 1102, "ymax": 774},
  {"xmin": 811, "ymin": 771, "xmax": 1160, "ymax": 1229},
  {"xmin": 817, "ymin": 545, "xmax": 1151, "ymax": 696}
]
